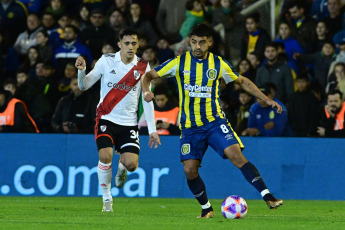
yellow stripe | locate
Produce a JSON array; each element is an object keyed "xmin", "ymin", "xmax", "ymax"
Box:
[
  {"xmin": 214, "ymin": 56, "xmax": 223, "ymax": 119},
  {"xmin": 206, "ymin": 53, "xmax": 215, "ymax": 122},
  {"xmin": 157, "ymin": 59, "xmax": 177, "ymax": 78},
  {"xmin": 194, "ymin": 62, "xmax": 203, "ymax": 126},
  {"xmin": 16, "ymin": 1, "xmax": 28, "ymax": 16},
  {"xmin": 175, "ymin": 56, "xmax": 183, "ymax": 130},
  {"xmin": 184, "ymin": 52, "xmax": 191, "ymax": 128},
  {"xmin": 221, "ymin": 58, "xmax": 238, "ymax": 81},
  {"xmin": 229, "ymin": 122, "xmax": 244, "ymax": 148}
]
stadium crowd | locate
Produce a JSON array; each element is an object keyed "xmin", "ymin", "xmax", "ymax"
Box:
[{"xmin": 0, "ymin": 0, "xmax": 344, "ymax": 137}]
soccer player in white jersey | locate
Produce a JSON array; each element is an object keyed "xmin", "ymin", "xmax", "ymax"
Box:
[{"xmin": 75, "ymin": 28, "xmax": 161, "ymax": 212}]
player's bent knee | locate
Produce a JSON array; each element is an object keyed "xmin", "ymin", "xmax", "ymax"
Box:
[
  {"xmin": 123, "ymin": 162, "xmax": 138, "ymax": 172},
  {"xmin": 184, "ymin": 167, "xmax": 198, "ymax": 179}
]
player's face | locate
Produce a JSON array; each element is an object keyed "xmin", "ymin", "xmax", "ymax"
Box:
[
  {"xmin": 279, "ymin": 23, "xmax": 290, "ymax": 39},
  {"xmin": 327, "ymin": 94, "xmax": 343, "ymax": 114},
  {"xmin": 190, "ymin": 35, "xmax": 212, "ymax": 59},
  {"xmin": 118, "ymin": 35, "xmax": 139, "ymax": 62}
]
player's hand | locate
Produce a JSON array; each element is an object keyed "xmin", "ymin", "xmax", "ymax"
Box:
[
  {"xmin": 148, "ymin": 132, "xmax": 161, "ymax": 148},
  {"xmin": 265, "ymin": 99, "xmax": 282, "ymax": 114},
  {"xmin": 317, "ymin": 127, "xmax": 325, "ymax": 136},
  {"xmin": 75, "ymin": 56, "xmax": 86, "ymax": 70},
  {"xmin": 143, "ymin": 91, "xmax": 155, "ymax": 102}
]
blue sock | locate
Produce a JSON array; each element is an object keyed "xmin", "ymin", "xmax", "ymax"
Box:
[
  {"xmin": 240, "ymin": 162, "xmax": 268, "ymax": 196},
  {"xmin": 187, "ymin": 175, "xmax": 210, "ymax": 207}
]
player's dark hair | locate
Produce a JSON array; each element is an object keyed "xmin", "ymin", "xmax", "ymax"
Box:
[
  {"xmin": 328, "ymin": 89, "xmax": 343, "ymax": 100},
  {"xmin": 186, "ymin": 0, "xmax": 199, "ymax": 11},
  {"xmin": 119, "ymin": 28, "xmax": 139, "ymax": 41},
  {"xmin": 189, "ymin": 23, "xmax": 213, "ymax": 38}
]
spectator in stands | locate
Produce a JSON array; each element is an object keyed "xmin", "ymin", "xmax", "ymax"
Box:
[
  {"xmin": 323, "ymin": 0, "xmax": 343, "ymax": 39},
  {"xmin": 310, "ymin": 20, "xmax": 330, "ymax": 53},
  {"xmin": 255, "ymin": 43, "xmax": 294, "ymax": 104},
  {"xmin": 34, "ymin": 61, "xmax": 44, "ymax": 79},
  {"xmin": 139, "ymin": 84, "xmax": 180, "ymax": 135},
  {"xmin": 240, "ymin": 12, "xmax": 271, "ymax": 60},
  {"xmin": 235, "ymin": 89, "xmax": 254, "ymax": 135},
  {"xmin": 101, "ymin": 41, "xmax": 116, "ymax": 54},
  {"xmin": 0, "ymin": 88, "xmax": 39, "ymax": 133},
  {"xmin": 128, "ymin": 1, "xmax": 158, "ymax": 46},
  {"xmin": 0, "ymin": 0, "xmax": 28, "ymax": 52},
  {"xmin": 328, "ymin": 42, "xmax": 345, "ymax": 75},
  {"xmin": 310, "ymin": 0, "xmax": 329, "ymax": 21},
  {"xmin": 237, "ymin": 59, "xmax": 256, "ymax": 82},
  {"xmin": 51, "ymin": 77, "xmax": 96, "ymax": 133},
  {"xmin": 49, "ymin": 14, "xmax": 71, "ymax": 50},
  {"xmin": 54, "ymin": 25, "xmax": 93, "ymax": 79},
  {"xmin": 111, "ymin": 0, "xmax": 130, "ymax": 19},
  {"xmin": 40, "ymin": 62, "xmax": 60, "ymax": 107},
  {"xmin": 274, "ymin": 21, "xmax": 303, "ymax": 73},
  {"xmin": 22, "ymin": 46, "xmax": 42, "ymax": 77},
  {"xmin": 287, "ymin": 0, "xmax": 317, "ymax": 53},
  {"xmin": 3, "ymin": 79, "xmax": 17, "ymax": 96},
  {"xmin": 45, "ymin": 0, "xmax": 65, "ymax": 20},
  {"xmin": 14, "ymin": 13, "xmax": 42, "ymax": 56},
  {"xmin": 58, "ymin": 62, "xmax": 76, "ymax": 94},
  {"xmin": 317, "ymin": 89, "xmax": 345, "ymax": 137},
  {"xmin": 18, "ymin": 0, "xmax": 41, "ymax": 14},
  {"xmin": 41, "ymin": 12, "xmax": 58, "ymax": 35},
  {"xmin": 242, "ymin": 84, "xmax": 288, "ymax": 137},
  {"xmin": 78, "ymin": 4, "xmax": 90, "ymax": 32},
  {"xmin": 81, "ymin": 8, "xmax": 114, "ymax": 59},
  {"xmin": 179, "ymin": 0, "xmax": 205, "ymax": 40},
  {"xmin": 294, "ymin": 41, "xmax": 336, "ymax": 91},
  {"xmin": 288, "ymin": 74, "xmax": 320, "ymax": 136},
  {"xmin": 35, "ymin": 30, "xmax": 54, "ymax": 61},
  {"xmin": 16, "ymin": 69, "xmax": 51, "ymax": 130},
  {"xmin": 156, "ymin": 37, "xmax": 175, "ymax": 64},
  {"xmin": 326, "ymin": 62, "xmax": 345, "ymax": 98},
  {"xmin": 247, "ymin": 51, "xmax": 262, "ymax": 71},
  {"xmin": 141, "ymin": 46, "xmax": 160, "ymax": 69},
  {"xmin": 155, "ymin": 0, "xmax": 188, "ymax": 43},
  {"xmin": 108, "ymin": 8, "xmax": 127, "ymax": 41}
]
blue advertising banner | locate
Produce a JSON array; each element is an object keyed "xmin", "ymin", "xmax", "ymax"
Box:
[{"xmin": 0, "ymin": 134, "xmax": 344, "ymax": 200}]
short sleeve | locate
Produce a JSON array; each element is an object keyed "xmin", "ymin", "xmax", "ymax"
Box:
[
  {"xmin": 221, "ymin": 59, "xmax": 239, "ymax": 84},
  {"xmin": 154, "ymin": 57, "xmax": 178, "ymax": 78}
]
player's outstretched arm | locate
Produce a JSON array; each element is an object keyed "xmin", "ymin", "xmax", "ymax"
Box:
[
  {"xmin": 141, "ymin": 69, "xmax": 160, "ymax": 102},
  {"xmin": 234, "ymin": 75, "xmax": 282, "ymax": 114}
]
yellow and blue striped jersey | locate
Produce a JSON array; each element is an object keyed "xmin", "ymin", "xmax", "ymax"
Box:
[{"xmin": 154, "ymin": 51, "xmax": 239, "ymax": 129}]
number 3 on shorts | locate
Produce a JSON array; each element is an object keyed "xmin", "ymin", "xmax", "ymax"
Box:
[
  {"xmin": 130, "ymin": 130, "xmax": 139, "ymax": 140},
  {"xmin": 220, "ymin": 124, "xmax": 229, "ymax": 133}
]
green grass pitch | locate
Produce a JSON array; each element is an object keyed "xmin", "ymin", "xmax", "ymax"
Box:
[{"xmin": 1, "ymin": 197, "xmax": 344, "ymax": 230}]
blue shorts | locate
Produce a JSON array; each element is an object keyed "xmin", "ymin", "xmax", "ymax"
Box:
[{"xmin": 180, "ymin": 118, "xmax": 244, "ymax": 162}]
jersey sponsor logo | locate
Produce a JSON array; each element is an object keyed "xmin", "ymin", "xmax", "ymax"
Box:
[
  {"xmin": 107, "ymin": 82, "xmax": 137, "ymax": 91},
  {"xmin": 100, "ymin": 125, "xmax": 107, "ymax": 132},
  {"xmin": 183, "ymin": 70, "xmax": 191, "ymax": 75},
  {"xmin": 188, "ymin": 92, "xmax": 211, "ymax": 98},
  {"xmin": 181, "ymin": 144, "xmax": 190, "ymax": 155},
  {"xmin": 110, "ymin": 70, "xmax": 116, "ymax": 74},
  {"xmin": 133, "ymin": 70, "xmax": 141, "ymax": 80},
  {"xmin": 206, "ymin": 68, "xmax": 217, "ymax": 80},
  {"xmin": 184, "ymin": 84, "xmax": 212, "ymax": 92}
]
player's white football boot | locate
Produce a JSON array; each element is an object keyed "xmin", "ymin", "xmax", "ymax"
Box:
[
  {"xmin": 115, "ymin": 160, "xmax": 127, "ymax": 188},
  {"xmin": 102, "ymin": 200, "xmax": 113, "ymax": 212}
]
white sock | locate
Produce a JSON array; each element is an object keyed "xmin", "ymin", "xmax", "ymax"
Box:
[
  {"xmin": 97, "ymin": 161, "xmax": 112, "ymax": 202},
  {"xmin": 201, "ymin": 201, "xmax": 211, "ymax": 209}
]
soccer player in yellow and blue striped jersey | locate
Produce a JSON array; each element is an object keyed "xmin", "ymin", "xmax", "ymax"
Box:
[{"xmin": 142, "ymin": 24, "xmax": 284, "ymax": 218}]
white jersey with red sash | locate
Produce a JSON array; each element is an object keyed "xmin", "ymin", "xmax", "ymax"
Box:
[{"xmin": 80, "ymin": 52, "xmax": 151, "ymax": 126}]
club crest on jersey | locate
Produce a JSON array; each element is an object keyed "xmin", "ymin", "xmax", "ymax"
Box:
[
  {"xmin": 181, "ymin": 144, "xmax": 190, "ymax": 155},
  {"xmin": 100, "ymin": 125, "xmax": 107, "ymax": 132},
  {"xmin": 206, "ymin": 69, "xmax": 217, "ymax": 80},
  {"xmin": 133, "ymin": 70, "xmax": 141, "ymax": 80}
]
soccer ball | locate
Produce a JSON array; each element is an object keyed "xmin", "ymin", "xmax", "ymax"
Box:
[{"xmin": 221, "ymin": 195, "xmax": 248, "ymax": 219}]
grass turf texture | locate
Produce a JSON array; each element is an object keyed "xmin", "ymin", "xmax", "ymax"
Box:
[{"xmin": 0, "ymin": 197, "xmax": 344, "ymax": 230}]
